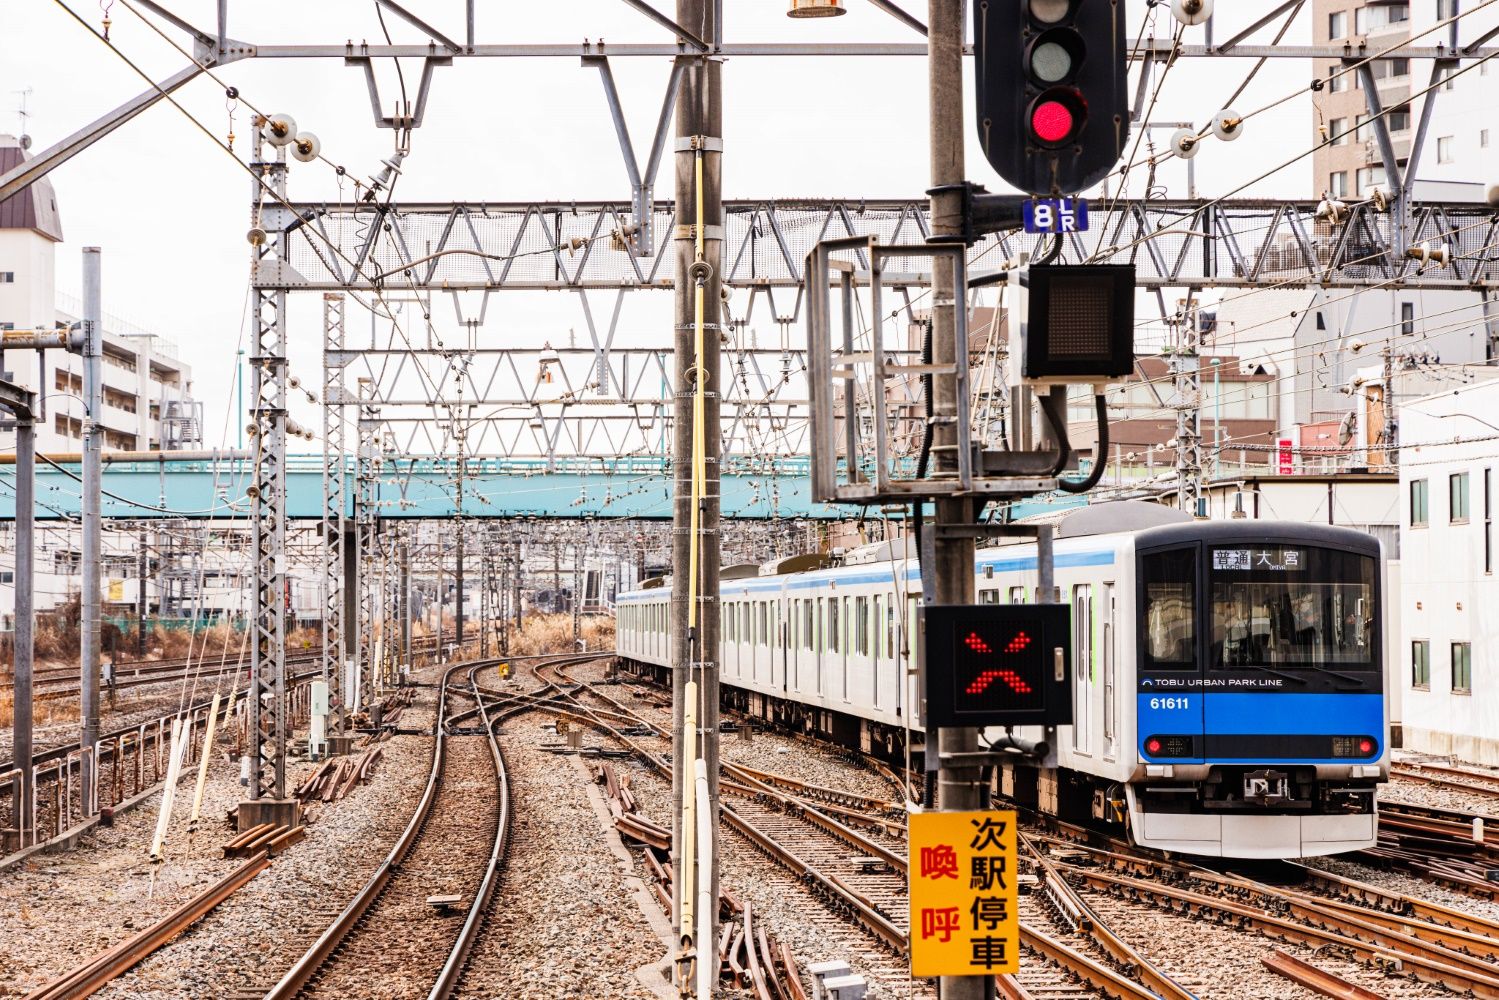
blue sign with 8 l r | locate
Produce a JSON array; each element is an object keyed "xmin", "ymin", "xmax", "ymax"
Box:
[{"xmin": 1023, "ymin": 198, "xmax": 1089, "ymax": 234}]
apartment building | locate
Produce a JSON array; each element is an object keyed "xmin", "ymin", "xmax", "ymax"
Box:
[
  {"xmin": 1398, "ymin": 380, "xmax": 1499, "ymax": 763},
  {"xmin": 0, "ymin": 134, "xmax": 201, "ymax": 454},
  {"xmin": 1314, "ymin": 1, "xmax": 1414, "ymax": 199}
]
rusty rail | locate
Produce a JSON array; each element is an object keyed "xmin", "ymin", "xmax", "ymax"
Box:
[
  {"xmin": 1261, "ymin": 949, "xmax": 1387, "ymax": 1000},
  {"xmin": 24, "ymin": 851, "xmax": 270, "ymax": 1000}
]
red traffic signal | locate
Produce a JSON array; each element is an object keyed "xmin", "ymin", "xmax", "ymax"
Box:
[{"xmin": 975, "ymin": 0, "xmax": 1129, "ymax": 195}]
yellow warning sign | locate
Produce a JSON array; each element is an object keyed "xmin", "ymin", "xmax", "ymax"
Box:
[
  {"xmin": 107, "ymin": 579, "xmax": 124, "ymax": 602},
  {"xmin": 908, "ymin": 809, "xmax": 1019, "ymax": 978}
]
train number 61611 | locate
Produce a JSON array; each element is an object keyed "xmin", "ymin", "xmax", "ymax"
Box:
[{"xmin": 1148, "ymin": 697, "xmax": 1190, "ymax": 711}]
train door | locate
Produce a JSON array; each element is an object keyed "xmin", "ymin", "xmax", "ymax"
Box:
[
  {"xmin": 776, "ymin": 595, "xmax": 788, "ymax": 692},
  {"xmin": 1102, "ymin": 582, "xmax": 1117, "ymax": 761},
  {"xmin": 1137, "ymin": 544, "xmax": 1205, "ymax": 763},
  {"xmin": 1072, "ymin": 584, "xmax": 1092, "ymax": 755}
]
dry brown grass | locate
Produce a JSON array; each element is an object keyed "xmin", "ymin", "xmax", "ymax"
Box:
[
  {"xmin": 506, "ymin": 613, "xmax": 616, "ymax": 656},
  {"xmin": 0, "ymin": 689, "xmax": 82, "ymax": 727}
]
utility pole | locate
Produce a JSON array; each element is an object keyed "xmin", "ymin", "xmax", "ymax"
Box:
[
  {"xmin": 79, "ymin": 246, "xmax": 102, "ymax": 817},
  {"xmin": 1170, "ymin": 296, "xmax": 1203, "ymax": 512},
  {"xmin": 572, "ymin": 541, "xmax": 583, "ymax": 648},
  {"xmin": 322, "ymin": 292, "xmax": 348, "ymax": 739},
  {"xmin": 136, "ymin": 523, "xmax": 148, "ymax": 657},
  {"xmin": 11, "ymin": 385, "xmax": 35, "ymax": 848},
  {"xmin": 671, "ymin": 0, "xmax": 723, "ymax": 990},
  {"xmin": 928, "ymin": 4, "xmax": 983, "ymax": 998},
  {"xmin": 399, "ymin": 532, "xmax": 411, "ymax": 672},
  {"xmin": 455, "ymin": 434, "xmax": 466, "ymax": 649}
]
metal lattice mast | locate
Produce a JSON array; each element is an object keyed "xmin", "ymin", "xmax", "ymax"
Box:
[
  {"xmin": 355, "ymin": 377, "xmax": 378, "ymax": 705},
  {"xmin": 321, "ymin": 292, "xmax": 347, "ymax": 732},
  {"xmin": 1170, "ymin": 298, "xmax": 1203, "ymax": 512},
  {"xmin": 248, "ymin": 136, "xmax": 290, "ymax": 801}
]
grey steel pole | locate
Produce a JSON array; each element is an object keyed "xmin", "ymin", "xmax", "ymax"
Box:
[
  {"xmin": 929, "ymin": 3, "xmax": 984, "ymax": 999},
  {"xmin": 80, "ymin": 245, "xmax": 102, "ymax": 816},
  {"xmin": 670, "ymin": 0, "xmax": 723, "ymax": 977},
  {"xmin": 455, "ymin": 520, "xmax": 465, "ymax": 649},
  {"xmin": 400, "ymin": 535, "xmax": 411, "ymax": 670},
  {"xmin": 13, "ymin": 401, "xmax": 35, "ymax": 845}
]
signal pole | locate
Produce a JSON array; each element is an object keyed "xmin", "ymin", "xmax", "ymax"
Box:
[
  {"xmin": 671, "ymin": 0, "xmax": 723, "ymax": 989},
  {"xmin": 929, "ymin": 4, "xmax": 984, "ymax": 998}
]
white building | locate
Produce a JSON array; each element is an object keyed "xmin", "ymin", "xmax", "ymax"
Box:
[
  {"xmin": 0, "ymin": 133, "xmax": 204, "ymax": 623},
  {"xmin": 1398, "ymin": 380, "xmax": 1499, "ymax": 763},
  {"xmin": 0, "ymin": 134, "xmax": 200, "ymax": 454}
]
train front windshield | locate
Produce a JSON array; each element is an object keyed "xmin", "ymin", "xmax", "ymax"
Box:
[{"xmin": 1208, "ymin": 544, "xmax": 1377, "ymax": 669}]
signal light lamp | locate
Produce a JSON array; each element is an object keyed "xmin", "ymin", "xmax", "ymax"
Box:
[
  {"xmin": 1030, "ymin": 96, "xmax": 1078, "ymax": 145},
  {"xmin": 787, "ymin": 0, "xmax": 845, "ymax": 16}
]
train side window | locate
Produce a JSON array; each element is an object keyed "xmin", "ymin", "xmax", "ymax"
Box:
[
  {"xmin": 886, "ymin": 593, "xmax": 897, "ymax": 659},
  {"xmin": 759, "ymin": 602, "xmax": 769, "ymax": 646},
  {"xmin": 829, "ymin": 598, "xmax": 841, "ymax": 653},
  {"xmin": 725, "ymin": 603, "xmax": 735, "ymax": 642},
  {"xmin": 855, "ymin": 596, "xmax": 869, "ymax": 656},
  {"xmin": 1141, "ymin": 548, "xmax": 1196, "ymax": 669}
]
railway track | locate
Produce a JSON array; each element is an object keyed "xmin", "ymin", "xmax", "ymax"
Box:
[
  {"xmin": 262, "ymin": 660, "xmax": 508, "ymax": 1000},
  {"xmin": 538, "ymin": 659, "xmax": 1239, "ymax": 1000},
  {"xmin": 264, "ymin": 651, "xmax": 606, "ymax": 1000}
]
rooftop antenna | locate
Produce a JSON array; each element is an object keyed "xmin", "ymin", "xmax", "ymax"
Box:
[{"xmin": 14, "ymin": 87, "xmax": 33, "ymax": 148}]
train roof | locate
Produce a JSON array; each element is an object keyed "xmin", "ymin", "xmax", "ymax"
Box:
[{"xmin": 1133, "ymin": 518, "xmax": 1384, "ymax": 555}]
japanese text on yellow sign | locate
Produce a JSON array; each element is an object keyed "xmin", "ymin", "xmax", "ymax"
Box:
[{"xmin": 908, "ymin": 809, "xmax": 1018, "ymax": 977}]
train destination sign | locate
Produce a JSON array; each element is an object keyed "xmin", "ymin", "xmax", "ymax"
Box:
[
  {"xmin": 922, "ymin": 604, "xmax": 1072, "ymax": 728},
  {"xmin": 909, "ymin": 809, "xmax": 1020, "ymax": 977}
]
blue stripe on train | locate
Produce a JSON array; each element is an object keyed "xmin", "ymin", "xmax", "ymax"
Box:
[{"xmin": 621, "ymin": 548, "xmax": 1118, "ymax": 599}]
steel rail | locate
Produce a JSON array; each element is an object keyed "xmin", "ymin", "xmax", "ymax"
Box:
[
  {"xmin": 424, "ymin": 663, "xmax": 514, "ymax": 999},
  {"xmin": 1392, "ymin": 763, "xmax": 1499, "ymax": 796},
  {"xmin": 1023, "ymin": 833, "xmax": 1199, "ymax": 1000},
  {"xmin": 262, "ymin": 659, "xmax": 491, "ymax": 1000},
  {"xmin": 1073, "ymin": 867, "xmax": 1499, "ymax": 999},
  {"xmin": 1031, "ymin": 829, "xmax": 1499, "ymax": 971},
  {"xmin": 24, "ymin": 851, "xmax": 271, "ymax": 1000},
  {"xmin": 1260, "ymin": 949, "xmax": 1387, "ymax": 1000},
  {"xmin": 1016, "ymin": 922, "xmax": 1161, "ymax": 1000}
]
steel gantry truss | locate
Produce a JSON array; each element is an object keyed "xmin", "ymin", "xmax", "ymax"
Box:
[{"xmin": 275, "ymin": 197, "xmax": 1499, "ymax": 293}]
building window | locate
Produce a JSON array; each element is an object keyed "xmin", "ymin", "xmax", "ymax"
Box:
[
  {"xmin": 1329, "ymin": 171, "xmax": 1349, "ymax": 198},
  {"xmin": 1484, "ymin": 130, "xmax": 1492, "ymax": 149},
  {"xmin": 1438, "ymin": 136, "xmax": 1455, "ymax": 163},
  {"xmin": 1451, "ymin": 471, "xmax": 1470, "ymax": 523},
  {"xmin": 1328, "ymin": 67, "xmax": 1345, "ymax": 93},
  {"xmin": 1487, "ymin": 468, "xmax": 1493, "ymax": 574},
  {"xmin": 1412, "ymin": 640, "xmax": 1430, "ymax": 689},
  {"xmin": 1439, "ymin": 0, "xmax": 1457, "ymax": 19},
  {"xmin": 1329, "ymin": 118, "xmax": 1347, "ymax": 145},
  {"xmin": 1358, "ymin": 166, "xmax": 1387, "ymax": 194},
  {"xmin": 1401, "ymin": 302, "xmax": 1415, "ymax": 336},
  {"xmin": 0, "ymin": 571, "xmax": 11, "ymax": 584},
  {"xmin": 1328, "ymin": 10, "xmax": 1347, "ymax": 38},
  {"xmin": 1453, "ymin": 642, "xmax": 1472, "ymax": 693},
  {"xmin": 0, "ymin": 272, "xmax": 13, "ymax": 283},
  {"xmin": 1410, "ymin": 478, "xmax": 1429, "ymax": 526}
]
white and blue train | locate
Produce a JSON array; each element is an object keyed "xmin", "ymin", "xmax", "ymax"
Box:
[{"xmin": 615, "ymin": 502, "xmax": 1389, "ymax": 859}]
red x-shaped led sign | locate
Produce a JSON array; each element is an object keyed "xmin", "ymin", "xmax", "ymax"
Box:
[{"xmin": 962, "ymin": 631, "xmax": 1034, "ymax": 695}]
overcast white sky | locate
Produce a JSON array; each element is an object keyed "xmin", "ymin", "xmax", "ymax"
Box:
[{"xmin": 3, "ymin": 1, "xmax": 1320, "ymax": 448}]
